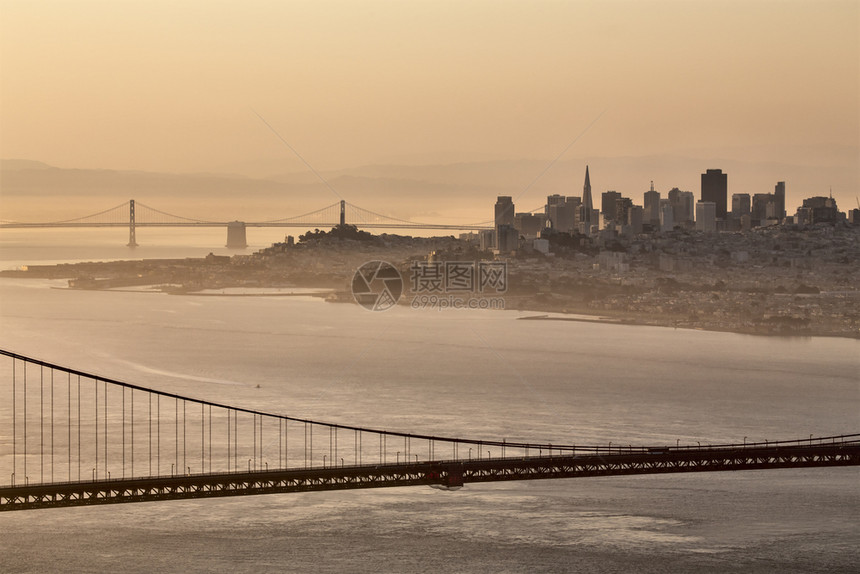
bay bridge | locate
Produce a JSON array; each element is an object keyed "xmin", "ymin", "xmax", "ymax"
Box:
[
  {"xmin": 1, "ymin": 349, "xmax": 857, "ymax": 511},
  {"xmin": 0, "ymin": 199, "xmax": 493, "ymax": 248}
]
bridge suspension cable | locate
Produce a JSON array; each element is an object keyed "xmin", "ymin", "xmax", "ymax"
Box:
[
  {"xmin": 133, "ymin": 201, "xmax": 217, "ymax": 224},
  {"xmin": 1, "ymin": 349, "xmax": 858, "ymax": 510},
  {"xmin": 255, "ymin": 202, "xmax": 342, "ymax": 224},
  {"xmin": 0, "ymin": 201, "xmax": 132, "ymax": 226}
]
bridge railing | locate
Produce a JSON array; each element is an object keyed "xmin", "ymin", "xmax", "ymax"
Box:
[{"xmin": 1, "ymin": 349, "xmax": 857, "ymax": 489}]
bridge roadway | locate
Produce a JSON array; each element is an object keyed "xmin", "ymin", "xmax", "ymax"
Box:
[{"xmin": 3, "ymin": 439, "xmax": 857, "ymax": 511}]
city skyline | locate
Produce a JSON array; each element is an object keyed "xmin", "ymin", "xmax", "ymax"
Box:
[{"xmin": 0, "ymin": 1, "xmax": 856, "ymax": 211}]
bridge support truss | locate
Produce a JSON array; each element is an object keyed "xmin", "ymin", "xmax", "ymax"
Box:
[
  {"xmin": 0, "ymin": 349, "xmax": 857, "ymax": 511},
  {"xmin": 1, "ymin": 441, "xmax": 858, "ymax": 511}
]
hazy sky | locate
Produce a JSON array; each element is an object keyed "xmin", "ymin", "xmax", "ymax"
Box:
[{"xmin": 1, "ymin": 1, "xmax": 858, "ymax": 180}]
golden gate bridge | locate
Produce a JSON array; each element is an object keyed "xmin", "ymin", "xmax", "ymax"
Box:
[
  {"xmin": 1, "ymin": 349, "xmax": 857, "ymax": 511},
  {"xmin": 0, "ymin": 200, "xmax": 494, "ymax": 248}
]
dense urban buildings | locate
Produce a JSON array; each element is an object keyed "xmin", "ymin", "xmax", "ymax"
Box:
[{"xmin": 493, "ymin": 166, "xmax": 855, "ymax": 255}]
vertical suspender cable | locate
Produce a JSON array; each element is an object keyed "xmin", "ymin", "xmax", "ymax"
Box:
[
  {"xmin": 95, "ymin": 378, "xmax": 98, "ymax": 480},
  {"xmin": 23, "ymin": 362, "xmax": 27, "ymax": 483},
  {"xmin": 131, "ymin": 389, "xmax": 134, "ymax": 477},
  {"xmin": 77, "ymin": 376, "xmax": 81, "ymax": 481},
  {"xmin": 51, "ymin": 369, "xmax": 54, "ymax": 482},
  {"xmin": 12, "ymin": 359, "xmax": 15, "ymax": 485},
  {"xmin": 104, "ymin": 381, "xmax": 108, "ymax": 479},
  {"xmin": 40, "ymin": 366, "xmax": 43, "ymax": 483},
  {"xmin": 122, "ymin": 386, "xmax": 125, "ymax": 477},
  {"xmin": 68, "ymin": 372, "xmax": 71, "ymax": 481}
]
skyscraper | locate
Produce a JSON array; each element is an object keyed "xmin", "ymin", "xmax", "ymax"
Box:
[
  {"xmin": 580, "ymin": 166, "xmax": 593, "ymax": 224},
  {"xmin": 668, "ymin": 188, "xmax": 694, "ymax": 227},
  {"xmin": 643, "ymin": 182, "xmax": 661, "ymax": 227},
  {"xmin": 774, "ymin": 181, "xmax": 786, "ymax": 221},
  {"xmin": 494, "ymin": 196, "xmax": 515, "ymax": 249},
  {"xmin": 751, "ymin": 193, "xmax": 771, "ymax": 223},
  {"xmin": 601, "ymin": 191, "xmax": 621, "ymax": 224},
  {"xmin": 696, "ymin": 201, "xmax": 716, "ymax": 232},
  {"xmin": 495, "ymin": 196, "xmax": 515, "ymax": 227},
  {"xmin": 732, "ymin": 193, "xmax": 751, "ymax": 219},
  {"xmin": 701, "ymin": 169, "xmax": 728, "ymax": 220}
]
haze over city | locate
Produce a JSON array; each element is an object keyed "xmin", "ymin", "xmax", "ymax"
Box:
[
  {"xmin": 1, "ymin": 2, "xmax": 859, "ymax": 572},
  {"xmin": 1, "ymin": 1, "xmax": 857, "ymax": 223}
]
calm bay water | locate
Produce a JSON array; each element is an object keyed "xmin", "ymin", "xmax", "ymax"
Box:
[{"xmin": 0, "ymin": 233, "xmax": 858, "ymax": 573}]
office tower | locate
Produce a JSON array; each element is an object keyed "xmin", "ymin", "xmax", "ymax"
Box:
[
  {"xmin": 545, "ymin": 194, "xmax": 565, "ymax": 230},
  {"xmin": 627, "ymin": 205, "xmax": 644, "ymax": 235},
  {"xmin": 602, "ymin": 191, "xmax": 621, "ymax": 224},
  {"xmin": 496, "ymin": 224, "xmax": 519, "ymax": 253},
  {"xmin": 667, "ymin": 188, "xmax": 695, "ymax": 227},
  {"xmin": 615, "ymin": 197, "xmax": 633, "ymax": 225},
  {"xmin": 566, "ymin": 196, "xmax": 582, "ymax": 231},
  {"xmin": 514, "ymin": 212, "xmax": 546, "ymax": 238},
  {"xmin": 659, "ymin": 202, "xmax": 674, "ymax": 232},
  {"xmin": 580, "ymin": 166, "xmax": 593, "ymax": 224},
  {"xmin": 732, "ymin": 193, "xmax": 751, "ymax": 219},
  {"xmin": 494, "ymin": 196, "xmax": 515, "ymax": 249},
  {"xmin": 546, "ymin": 194, "xmax": 565, "ymax": 211},
  {"xmin": 547, "ymin": 200, "xmax": 577, "ymax": 233},
  {"xmin": 479, "ymin": 229, "xmax": 495, "ymax": 251},
  {"xmin": 751, "ymin": 193, "xmax": 771, "ymax": 223},
  {"xmin": 643, "ymin": 182, "xmax": 661, "ymax": 227},
  {"xmin": 801, "ymin": 196, "xmax": 840, "ymax": 224},
  {"xmin": 701, "ymin": 169, "xmax": 728, "ymax": 220},
  {"xmin": 774, "ymin": 181, "xmax": 786, "ymax": 221},
  {"xmin": 696, "ymin": 201, "xmax": 716, "ymax": 232},
  {"xmin": 495, "ymin": 196, "xmax": 515, "ymax": 227}
]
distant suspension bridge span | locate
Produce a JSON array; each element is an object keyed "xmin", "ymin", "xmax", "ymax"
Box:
[
  {"xmin": 0, "ymin": 200, "xmax": 493, "ymax": 248},
  {"xmin": 1, "ymin": 350, "xmax": 857, "ymax": 511}
]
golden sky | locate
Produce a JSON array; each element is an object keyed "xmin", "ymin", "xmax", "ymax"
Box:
[{"xmin": 1, "ymin": 1, "xmax": 857, "ymax": 185}]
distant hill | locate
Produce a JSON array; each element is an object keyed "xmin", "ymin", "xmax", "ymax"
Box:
[
  {"xmin": 1, "ymin": 159, "xmax": 58, "ymax": 171},
  {"xmin": 1, "ymin": 154, "xmax": 856, "ymax": 224}
]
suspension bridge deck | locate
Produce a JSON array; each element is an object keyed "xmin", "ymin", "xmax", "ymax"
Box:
[
  {"xmin": 1, "ymin": 349, "xmax": 857, "ymax": 511},
  {"xmin": 3, "ymin": 440, "xmax": 857, "ymax": 511}
]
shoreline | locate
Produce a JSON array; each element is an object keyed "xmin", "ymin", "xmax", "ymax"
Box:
[
  {"xmin": 3, "ymin": 256, "xmax": 858, "ymax": 341},
  {"xmin": 514, "ymin": 313, "xmax": 859, "ymax": 340}
]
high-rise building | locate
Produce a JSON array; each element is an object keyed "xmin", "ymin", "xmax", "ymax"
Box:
[
  {"xmin": 496, "ymin": 224, "xmax": 519, "ymax": 253},
  {"xmin": 495, "ymin": 196, "xmax": 515, "ymax": 228},
  {"xmin": 732, "ymin": 193, "xmax": 751, "ymax": 219},
  {"xmin": 514, "ymin": 212, "xmax": 546, "ymax": 238},
  {"xmin": 627, "ymin": 205, "xmax": 644, "ymax": 235},
  {"xmin": 696, "ymin": 201, "xmax": 716, "ymax": 232},
  {"xmin": 800, "ymin": 196, "xmax": 840, "ymax": 225},
  {"xmin": 751, "ymin": 193, "xmax": 771, "ymax": 223},
  {"xmin": 546, "ymin": 194, "xmax": 565, "ymax": 211},
  {"xmin": 659, "ymin": 202, "xmax": 674, "ymax": 232},
  {"xmin": 547, "ymin": 200, "xmax": 577, "ymax": 233},
  {"xmin": 667, "ymin": 188, "xmax": 694, "ymax": 227},
  {"xmin": 643, "ymin": 182, "xmax": 661, "ymax": 227},
  {"xmin": 774, "ymin": 181, "xmax": 786, "ymax": 221},
  {"xmin": 601, "ymin": 191, "xmax": 621, "ymax": 225},
  {"xmin": 580, "ymin": 166, "xmax": 593, "ymax": 224},
  {"xmin": 494, "ymin": 196, "xmax": 515, "ymax": 249},
  {"xmin": 615, "ymin": 197, "xmax": 633, "ymax": 226},
  {"xmin": 701, "ymin": 169, "xmax": 728, "ymax": 220}
]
